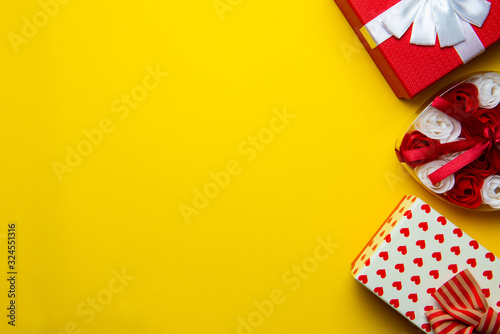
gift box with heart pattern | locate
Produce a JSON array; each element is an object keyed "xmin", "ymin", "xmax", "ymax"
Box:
[{"xmin": 352, "ymin": 195, "xmax": 500, "ymax": 333}]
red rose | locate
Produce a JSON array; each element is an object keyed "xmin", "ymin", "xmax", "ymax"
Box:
[
  {"xmin": 467, "ymin": 153, "xmax": 498, "ymax": 178},
  {"xmin": 443, "ymin": 83, "xmax": 479, "ymax": 113},
  {"xmin": 472, "ymin": 108, "xmax": 500, "ymax": 126},
  {"xmin": 397, "ymin": 131, "xmax": 439, "ymax": 168},
  {"xmin": 445, "ymin": 169, "xmax": 484, "ymax": 209},
  {"xmin": 462, "ymin": 108, "xmax": 500, "ymax": 138}
]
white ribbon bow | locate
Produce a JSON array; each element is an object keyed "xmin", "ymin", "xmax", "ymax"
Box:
[{"xmin": 382, "ymin": 0, "xmax": 491, "ymax": 47}]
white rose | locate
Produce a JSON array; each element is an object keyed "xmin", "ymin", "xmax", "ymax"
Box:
[
  {"xmin": 481, "ymin": 175, "xmax": 500, "ymax": 209},
  {"xmin": 415, "ymin": 159, "xmax": 455, "ymax": 194},
  {"xmin": 470, "ymin": 72, "xmax": 500, "ymax": 108},
  {"xmin": 414, "ymin": 106, "xmax": 461, "ymax": 143}
]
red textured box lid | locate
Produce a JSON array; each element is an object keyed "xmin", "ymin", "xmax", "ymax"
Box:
[{"xmin": 334, "ymin": 0, "xmax": 500, "ymax": 99}]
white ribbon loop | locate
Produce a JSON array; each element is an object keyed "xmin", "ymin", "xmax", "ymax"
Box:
[
  {"xmin": 368, "ymin": 0, "xmax": 491, "ymax": 48},
  {"xmin": 433, "ymin": 0, "xmax": 466, "ymax": 47},
  {"xmin": 381, "ymin": 0, "xmax": 421, "ymax": 39},
  {"xmin": 451, "ymin": 0, "xmax": 491, "ymax": 26},
  {"xmin": 411, "ymin": 0, "xmax": 436, "ymax": 45}
]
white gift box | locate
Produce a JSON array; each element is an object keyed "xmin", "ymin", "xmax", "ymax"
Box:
[{"xmin": 352, "ymin": 195, "xmax": 500, "ymax": 333}]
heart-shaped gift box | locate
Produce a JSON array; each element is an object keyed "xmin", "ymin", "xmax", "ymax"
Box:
[{"xmin": 396, "ymin": 72, "xmax": 500, "ymax": 210}]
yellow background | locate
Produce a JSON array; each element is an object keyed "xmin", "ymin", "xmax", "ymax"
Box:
[{"xmin": 1, "ymin": 1, "xmax": 500, "ymax": 333}]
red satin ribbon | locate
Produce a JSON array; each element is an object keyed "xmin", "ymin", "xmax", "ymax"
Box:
[
  {"xmin": 397, "ymin": 97, "xmax": 500, "ymax": 185},
  {"xmin": 425, "ymin": 269, "xmax": 500, "ymax": 334}
]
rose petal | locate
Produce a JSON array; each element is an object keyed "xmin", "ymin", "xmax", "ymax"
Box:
[
  {"xmin": 415, "ymin": 159, "xmax": 455, "ymax": 194},
  {"xmin": 470, "ymin": 73, "xmax": 500, "ymax": 109},
  {"xmin": 414, "ymin": 106, "xmax": 461, "ymax": 143}
]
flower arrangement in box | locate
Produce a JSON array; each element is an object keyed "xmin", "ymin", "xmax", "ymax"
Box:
[{"xmin": 396, "ymin": 72, "xmax": 500, "ymax": 210}]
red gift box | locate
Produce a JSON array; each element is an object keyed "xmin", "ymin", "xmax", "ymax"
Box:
[{"xmin": 334, "ymin": 0, "xmax": 500, "ymax": 99}]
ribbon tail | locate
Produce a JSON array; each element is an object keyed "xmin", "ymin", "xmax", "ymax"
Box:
[
  {"xmin": 426, "ymin": 309, "xmax": 474, "ymax": 334},
  {"xmin": 453, "ymin": 19, "xmax": 486, "ymax": 63},
  {"xmin": 451, "ymin": 0, "xmax": 491, "ymax": 27},
  {"xmin": 432, "ymin": 96, "xmax": 486, "ymax": 134},
  {"xmin": 428, "ymin": 140, "xmax": 489, "ymax": 184},
  {"xmin": 476, "ymin": 308, "xmax": 500, "ymax": 334},
  {"xmin": 398, "ymin": 138, "xmax": 482, "ymax": 164},
  {"xmin": 381, "ymin": 0, "xmax": 421, "ymax": 39},
  {"xmin": 432, "ymin": 0, "xmax": 466, "ymax": 47},
  {"xmin": 411, "ymin": 0, "xmax": 436, "ymax": 45}
]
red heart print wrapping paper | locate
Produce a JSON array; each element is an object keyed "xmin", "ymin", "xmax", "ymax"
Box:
[{"xmin": 352, "ymin": 195, "xmax": 500, "ymax": 333}]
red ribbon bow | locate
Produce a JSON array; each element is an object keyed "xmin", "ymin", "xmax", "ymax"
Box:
[
  {"xmin": 425, "ymin": 269, "xmax": 500, "ymax": 334},
  {"xmin": 397, "ymin": 97, "xmax": 500, "ymax": 185}
]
